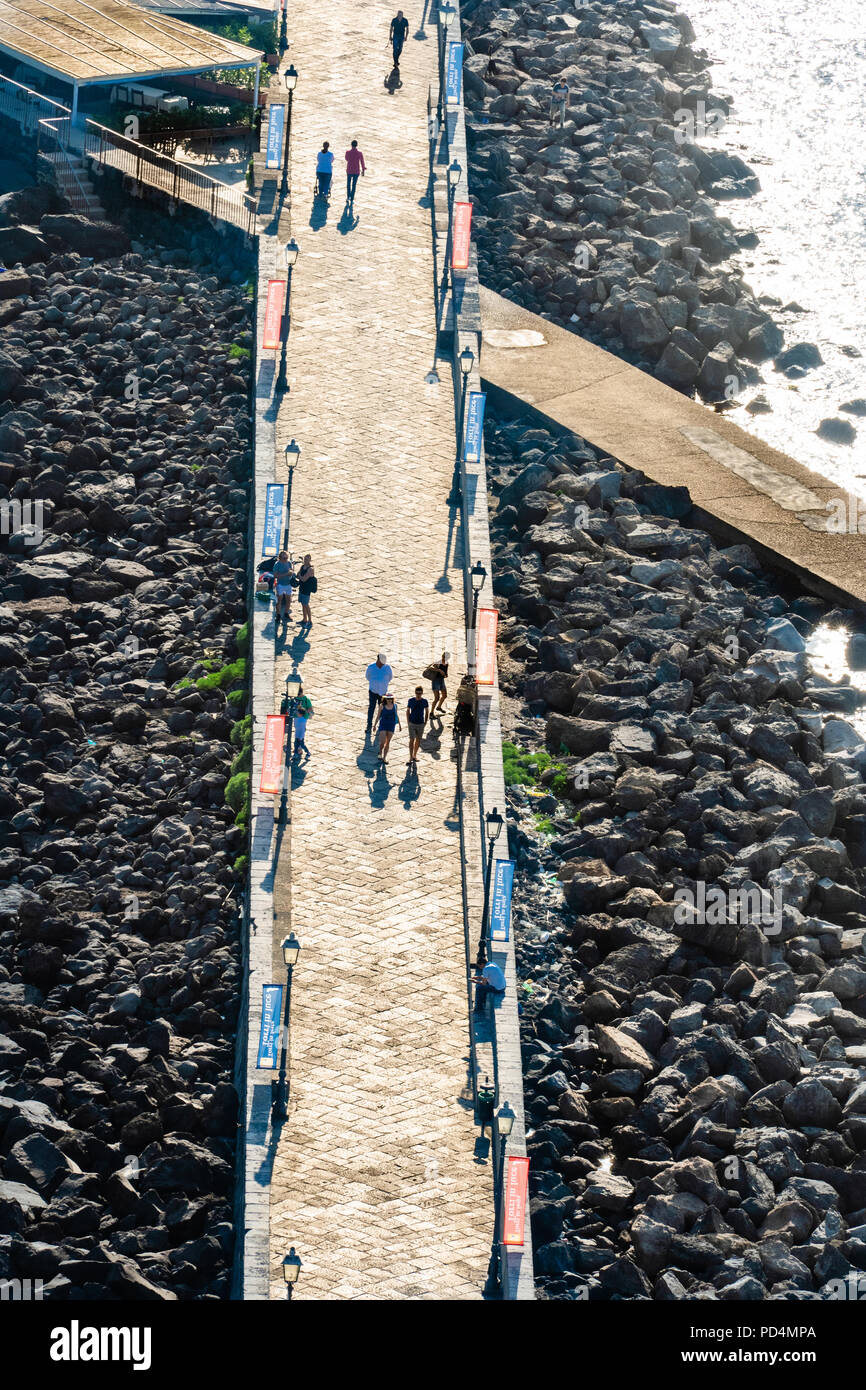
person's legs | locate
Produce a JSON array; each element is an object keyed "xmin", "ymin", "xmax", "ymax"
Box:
[
  {"xmin": 473, "ymin": 981, "xmax": 490, "ymax": 1016},
  {"xmin": 367, "ymin": 689, "xmax": 379, "ymax": 729},
  {"xmin": 323, "ymin": 171, "xmax": 331, "ymax": 199},
  {"xmin": 301, "ymin": 598, "xmax": 311, "ymax": 624}
]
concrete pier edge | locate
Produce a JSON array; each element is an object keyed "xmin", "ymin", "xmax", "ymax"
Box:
[{"xmin": 443, "ymin": 0, "xmax": 535, "ymax": 1299}]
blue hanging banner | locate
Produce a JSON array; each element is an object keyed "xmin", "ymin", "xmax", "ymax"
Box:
[
  {"xmin": 262, "ymin": 483, "xmax": 285, "ymax": 557},
  {"xmin": 463, "ymin": 390, "xmax": 486, "ymax": 464},
  {"xmin": 257, "ymin": 983, "xmax": 284, "ymax": 1069},
  {"xmin": 490, "ymin": 859, "xmax": 515, "ymax": 943},
  {"xmin": 265, "ymin": 103, "xmax": 286, "ymax": 170},
  {"xmin": 445, "ymin": 41, "xmax": 463, "ymax": 106}
]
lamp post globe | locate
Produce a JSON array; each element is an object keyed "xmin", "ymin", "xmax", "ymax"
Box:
[
  {"xmin": 496, "ymin": 1101, "xmax": 516, "ymax": 1138},
  {"xmin": 460, "ymin": 344, "xmax": 474, "ymax": 377},
  {"xmin": 470, "ymin": 560, "xmax": 486, "ymax": 594},
  {"xmin": 282, "ymin": 1248, "xmax": 302, "ymax": 1284},
  {"xmin": 285, "ymin": 438, "xmax": 301, "ymax": 470},
  {"xmin": 284, "ymin": 63, "xmax": 298, "ymax": 91},
  {"xmin": 281, "ymin": 931, "xmax": 301, "ymax": 968},
  {"xmin": 285, "ymin": 237, "xmax": 299, "ymax": 268},
  {"xmin": 448, "ymin": 159, "xmax": 461, "ymax": 190},
  {"xmin": 486, "ymin": 806, "xmax": 504, "ymax": 844}
]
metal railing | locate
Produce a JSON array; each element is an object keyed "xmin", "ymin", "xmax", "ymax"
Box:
[
  {"xmin": 83, "ymin": 119, "xmax": 256, "ymax": 236},
  {"xmin": 0, "ymin": 74, "xmax": 69, "ymax": 134},
  {"xmin": 37, "ymin": 116, "xmax": 92, "ymax": 215}
]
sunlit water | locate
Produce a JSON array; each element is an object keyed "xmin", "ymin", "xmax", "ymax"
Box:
[{"xmin": 687, "ymin": 0, "xmax": 866, "ymax": 485}]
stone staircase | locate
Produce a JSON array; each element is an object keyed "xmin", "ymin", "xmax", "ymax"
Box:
[{"xmin": 43, "ymin": 149, "xmax": 106, "ymax": 220}]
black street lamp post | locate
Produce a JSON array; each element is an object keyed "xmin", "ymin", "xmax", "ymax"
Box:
[
  {"xmin": 468, "ymin": 559, "xmax": 485, "ymax": 677},
  {"xmin": 278, "ymin": 668, "xmax": 301, "ymax": 819},
  {"xmin": 457, "ymin": 344, "xmax": 474, "ymax": 460},
  {"xmin": 437, "ymin": 2, "xmax": 456, "ymax": 124},
  {"xmin": 475, "ymin": 805, "xmax": 504, "ymax": 969},
  {"xmin": 272, "ymin": 930, "xmax": 301, "ymax": 1121},
  {"xmin": 280, "ymin": 64, "xmax": 297, "ymax": 198},
  {"xmin": 276, "ymin": 239, "xmax": 299, "ymax": 392},
  {"xmin": 283, "ymin": 435, "xmax": 300, "ymax": 548},
  {"xmin": 487, "ymin": 1101, "xmax": 516, "ymax": 1294},
  {"xmin": 440, "ymin": 159, "xmax": 461, "ymax": 306}
]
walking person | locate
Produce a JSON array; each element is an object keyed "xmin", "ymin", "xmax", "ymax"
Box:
[
  {"xmin": 428, "ymin": 650, "xmax": 450, "ymax": 717},
  {"xmin": 292, "ymin": 685, "xmax": 314, "ymax": 761},
  {"xmin": 315, "ymin": 141, "xmax": 334, "ymax": 199},
  {"xmin": 296, "ymin": 554, "xmax": 317, "ymax": 626},
  {"xmin": 365, "ymin": 653, "xmax": 393, "ymax": 733},
  {"xmin": 549, "ymin": 77, "xmax": 569, "ymax": 127},
  {"xmin": 406, "ymin": 685, "xmax": 429, "ymax": 767},
  {"xmin": 345, "ymin": 140, "xmax": 366, "ymax": 204},
  {"xmin": 389, "ymin": 10, "xmax": 409, "ymax": 67},
  {"xmin": 374, "ymin": 694, "xmax": 400, "ymax": 763},
  {"xmin": 272, "ymin": 550, "xmax": 296, "ymax": 622}
]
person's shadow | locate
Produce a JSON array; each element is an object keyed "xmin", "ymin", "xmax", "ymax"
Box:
[
  {"xmin": 366, "ymin": 760, "xmax": 392, "ymax": 810},
  {"xmin": 385, "ymin": 66, "xmax": 402, "ymax": 94},
  {"xmin": 310, "ymin": 194, "xmax": 329, "ymax": 231},
  {"xmin": 291, "ymin": 760, "xmax": 309, "ymax": 792},
  {"xmin": 337, "ymin": 203, "xmax": 359, "ymax": 234},
  {"xmin": 425, "ymin": 715, "xmax": 444, "ymax": 762},
  {"xmin": 288, "ymin": 628, "xmax": 310, "ymax": 667},
  {"xmin": 398, "ymin": 765, "xmax": 421, "ymax": 810}
]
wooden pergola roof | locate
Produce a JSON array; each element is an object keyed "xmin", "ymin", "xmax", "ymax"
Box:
[{"xmin": 0, "ymin": 0, "xmax": 262, "ymax": 86}]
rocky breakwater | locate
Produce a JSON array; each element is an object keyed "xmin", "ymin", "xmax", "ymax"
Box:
[
  {"xmin": 0, "ymin": 205, "xmax": 254, "ymax": 1299},
  {"xmin": 487, "ymin": 406, "xmax": 866, "ymax": 1300},
  {"xmin": 462, "ymin": 0, "xmax": 795, "ymax": 404}
]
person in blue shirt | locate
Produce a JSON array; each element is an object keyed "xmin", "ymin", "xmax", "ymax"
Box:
[
  {"xmin": 406, "ymin": 686, "xmax": 429, "ymax": 766},
  {"xmin": 316, "ymin": 141, "xmax": 334, "ymax": 199},
  {"xmin": 373, "ymin": 694, "xmax": 400, "ymax": 763}
]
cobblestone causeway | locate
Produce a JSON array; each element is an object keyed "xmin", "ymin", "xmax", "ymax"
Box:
[{"xmin": 267, "ymin": 1, "xmax": 492, "ymax": 1298}]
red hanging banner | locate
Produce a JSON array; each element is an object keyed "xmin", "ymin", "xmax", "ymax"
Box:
[
  {"xmin": 502, "ymin": 1156, "xmax": 530, "ymax": 1247},
  {"xmin": 262, "ymin": 279, "xmax": 285, "ymax": 351},
  {"xmin": 260, "ymin": 714, "xmax": 286, "ymax": 793},
  {"xmin": 476, "ymin": 606, "xmax": 498, "ymax": 687},
  {"xmin": 451, "ymin": 201, "xmax": 472, "ymax": 271}
]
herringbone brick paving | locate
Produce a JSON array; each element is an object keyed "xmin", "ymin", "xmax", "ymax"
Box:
[{"xmin": 267, "ymin": 0, "xmax": 491, "ymax": 1298}]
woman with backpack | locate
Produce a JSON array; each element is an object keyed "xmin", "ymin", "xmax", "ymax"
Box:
[
  {"xmin": 296, "ymin": 555, "xmax": 317, "ymax": 627},
  {"xmin": 426, "ymin": 650, "xmax": 450, "ymax": 717}
]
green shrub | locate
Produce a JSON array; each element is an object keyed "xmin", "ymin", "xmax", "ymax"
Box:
[
  {"xmin": 228, "ymin": 342, "xmax": 250, "ymax": 361},
  {"xmin": 224, "ymin": 772, "xmax": 248, "ymax": 813},
  {"xmin": 233, "ymin": 853, "xmax": 249, "ymax": 875},
  {"xmin": 230, "ymin": 744, "xmax": 251, "ymax": 778},
  {"xmin": 235, "ymin": 622, "xmax": 249, "ymax": 656},
  {"xmin": 227, "ymin": 689, "xmax": 247, "ymax": 710},
  {"xmin": 231, "ymin": 715, "xmax": 252, "ymax": 748},
  {"xmin": 196, "ymin": 657, "xmax": 246, "ymax": 693},
  {"xmin": 502, "ymin": 740, "xmax": 554, "ymax": 787}
]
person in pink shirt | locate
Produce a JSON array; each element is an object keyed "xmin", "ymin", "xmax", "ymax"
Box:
[{"xmin": 345, "ymin": 140, "xmax": 366, "ymax": 204}]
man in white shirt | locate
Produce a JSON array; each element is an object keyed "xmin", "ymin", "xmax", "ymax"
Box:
[{"xmin": 365, "ymin": 653, "xmax": 393, "ymax": 732}]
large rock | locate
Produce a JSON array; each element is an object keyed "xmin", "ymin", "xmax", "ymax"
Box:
[
  {"xmin": 0, "ymin": 224, "xmax": 49, "ymax": 265},
  {"xmin": 39, "ymin": 214, "xmax": 130, "ymax": 257},
  {"xmin": 595, "ymin": 1024, "xmax": 656, "ymax": 1075}
]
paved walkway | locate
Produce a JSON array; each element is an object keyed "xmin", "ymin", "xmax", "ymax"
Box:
[{"xmin": 268, "ymin": 2, "xmax": 491, "ymax": 1299}]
